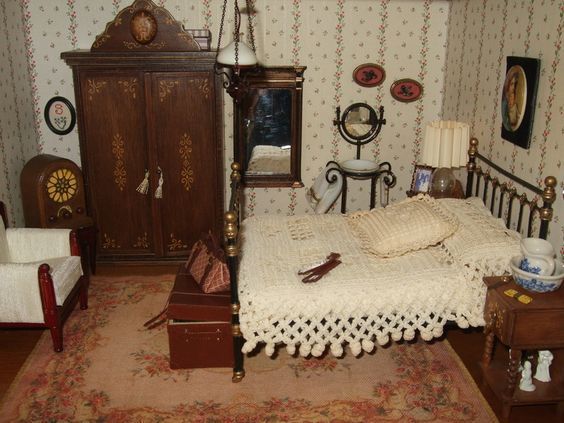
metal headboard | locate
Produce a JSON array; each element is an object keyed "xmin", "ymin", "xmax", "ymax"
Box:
[{"xmin": 465, "ymin": 138, "xmax": 556, "ymax": 239}]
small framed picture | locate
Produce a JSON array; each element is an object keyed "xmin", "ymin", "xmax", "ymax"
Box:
[
  {"xmin": 353, "ymin": 63, "xmax": 386, "ymax": 87},
  {"xmin": 411, "ymin": 165, "xmax": 433, "ymax": 194},
  {"xmin": 44, "ymin": 96, "xmax": 76, "ymax": 135},
  {"xmin": 390, "ymin": 78, "xmax": 423, "ymax": 102}
]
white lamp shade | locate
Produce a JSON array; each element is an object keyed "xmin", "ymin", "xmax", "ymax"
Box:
[
  {"xmin": 216, "ymin": 39, "xmax": 258, "ymax": 66},
  {"xmin": 421, "ymin": 121, "xmax": 469, "ymax": 168}
]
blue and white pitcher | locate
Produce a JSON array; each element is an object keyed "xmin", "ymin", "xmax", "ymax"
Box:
[{"xmin": 519, "ymin": 238, "xmax": 556, "ymax": 276}]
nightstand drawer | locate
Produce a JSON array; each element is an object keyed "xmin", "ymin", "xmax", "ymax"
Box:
[{"xmin": 510, "ymin": 310, "xmax": 564, "ymax": 348}]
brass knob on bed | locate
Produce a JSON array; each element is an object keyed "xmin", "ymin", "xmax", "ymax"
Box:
[
  {"xmin": 469, "ymin": 138, "xmax": 478, "ymax": 155},
  {"xmin": 225, "ymin": 211, "xmax": 237, "ymax": 224},
  {"xmin": 542, "ymin": 176, "xmax": 556, "ymax": 204},
  {"xmin": 224, "ymin": 211, "xmax": 239, "ymax": 256},
  {"xmin": 230, "ymin": 162, "xmax": 241, "ymax": 182}
]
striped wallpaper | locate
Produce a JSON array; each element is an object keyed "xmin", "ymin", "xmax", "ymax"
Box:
[{"xmin": 0, "ymin": 0, "xmax": 561, "ymax": 254}]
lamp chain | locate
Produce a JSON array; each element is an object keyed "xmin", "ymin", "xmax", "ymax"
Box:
[
  {"xmin": 246, "ymin": 0, "xmax": 256, "ymax": 52},
  {"xmin": 215, "ymin": 0, "xmax": 228, "ymax": 63},
  {"xmin": 233, "ymin": 0, "xmax": 240, "ymax": 73}
]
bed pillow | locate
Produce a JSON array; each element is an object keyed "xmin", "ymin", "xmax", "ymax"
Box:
[
  {"xmin": 437, "ymin": 197, "xmax": 521, "ymax": 266},
  {"xmin": 349, "ymin": 194, "xmax": 459, "ymax": 257}
]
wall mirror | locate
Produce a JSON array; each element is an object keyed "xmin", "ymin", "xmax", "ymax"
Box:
[{"xmin": 235, "ymin": 66, "xmax": 306, "ymax": 187}]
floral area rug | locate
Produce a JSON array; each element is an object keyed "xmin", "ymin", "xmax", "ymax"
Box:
[{"xmin": 0, "ymin": 275, "xmax": 497, "ymax": 422}]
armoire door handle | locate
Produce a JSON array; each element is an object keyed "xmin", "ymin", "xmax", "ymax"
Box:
[{"xmin": 155, "ymin": 166, "xmax": 164, "ymax": 198}]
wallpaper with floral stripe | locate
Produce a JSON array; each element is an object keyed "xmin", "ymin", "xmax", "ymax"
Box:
[
  {"xmin": 0, "ymin": 0, "xmax": 448, "ymax": 223},
  {"xmin": 0, "ymin": 0, "xmax": 560, "ymax": 256},
  {"xmin": 0, "ymin": 0, "xmax": 37, "ymax": 226},
  {"xmin": 443, "ymin": 0, "xmax": 563, "ymax": 255}
]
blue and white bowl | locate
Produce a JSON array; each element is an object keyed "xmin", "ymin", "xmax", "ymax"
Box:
[{"xmin": 510, "ymin": 256, "xmax": 563, "ymax": 293}]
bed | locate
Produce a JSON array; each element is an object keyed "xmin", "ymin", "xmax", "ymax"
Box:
[
  {"xmin": 223, "ymin": 138, "xmax": 557, "ymax": 382},
  {"xmin": 246, "ymin": 144, "xmax": 291, "ymax": 175}
]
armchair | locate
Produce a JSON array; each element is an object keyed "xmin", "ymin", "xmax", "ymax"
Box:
[{"xmin": 0, "ymin": 201, "xmax": 88, "ymax": 352}]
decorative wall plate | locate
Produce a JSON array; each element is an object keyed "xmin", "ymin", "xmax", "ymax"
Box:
[
  {"xmin": 390, "ymin": 79, "xmax": 423, "ymax": 102},
  {"xmin": 353, "ymin": 63, "xmax": 386, "ymax": 87},
  {"xmin": 44, "ymin": 96, "xmax": 76, "ymax": 135}
]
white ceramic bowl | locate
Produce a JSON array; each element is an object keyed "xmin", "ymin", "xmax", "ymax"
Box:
[
  {"xmin": 510, "ymin": 256, "xmax": 563, "ymax": 293},
  {"xmin": 339, "ymin": 159, "xmax": 379, "ymax": 173}
]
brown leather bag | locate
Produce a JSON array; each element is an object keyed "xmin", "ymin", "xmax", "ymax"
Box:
[
  {"xmin": 185, "ymin": 232, "xmax": 230, "ymax": 294},
  {"xmin": 143, "ymin": 233, "xmax": 230, "ymax": 330}
]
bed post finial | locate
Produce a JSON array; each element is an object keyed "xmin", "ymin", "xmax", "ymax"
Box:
[
  {"xmin": 468, "ymin": 138, "xmax": 478, "ymax": 165},
  {"xmin": 224, "ymin": 211, "xmax": 238, "ymax": 257},
  {"xmin": 539, "ymin": 176, "xmax": 557, "ymax": 239},
  {"xmin": 465, "ymin": 138, "xmax": 479, "ymax": 198},
  {"xmin": 231, "ymin": 162, "xmax": 241, "ymax": 182}
]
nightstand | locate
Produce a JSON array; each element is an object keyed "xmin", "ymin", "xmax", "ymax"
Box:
[{"xmin": 481, "ymin": 276, "xmax": 564, "ymax": 420}]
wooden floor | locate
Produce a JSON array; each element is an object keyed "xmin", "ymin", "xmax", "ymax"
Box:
[{"xmin": 0, "ymin": 264, "xmax": 561, "ymax": 422}]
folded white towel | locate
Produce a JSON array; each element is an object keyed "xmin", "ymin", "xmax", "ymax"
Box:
[{"xmin": 305, "ymin": 163, "xmax": 343, "ymax": 214}]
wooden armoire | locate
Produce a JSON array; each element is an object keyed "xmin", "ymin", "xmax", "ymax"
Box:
[{"xmin": 62, "ymin": 0, "xmax": 223, "ymax": 262}]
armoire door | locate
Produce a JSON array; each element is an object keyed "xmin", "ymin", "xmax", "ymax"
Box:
[
  {"xmin": 148, "ymin": 71, "xmax": 223, "ymax": 257},
  {"xmin": 78, "ymin": 71, "xmax": 155, "ymax": 259}
]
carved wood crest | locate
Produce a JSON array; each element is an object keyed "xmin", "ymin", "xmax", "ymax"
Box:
[{"xmin": 91, "ymin": 0, "xmax": 207, "ymax": 52}]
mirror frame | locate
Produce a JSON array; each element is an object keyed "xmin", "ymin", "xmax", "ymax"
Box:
[
  {"xmin": 333, "ymin": 102, "xmax": 385, "ymax": 160},
  {"xmin": 341, "ymin": 103, "xmax": 380, "ymax": 141},
  {"xmin": 234, "ymin": 66, "xmax": 306, "ymax": 188}
]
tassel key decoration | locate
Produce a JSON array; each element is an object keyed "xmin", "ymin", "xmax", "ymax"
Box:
[{"xmin": 136, "ymin": 170, "xmax": 150, "ymax": 194}]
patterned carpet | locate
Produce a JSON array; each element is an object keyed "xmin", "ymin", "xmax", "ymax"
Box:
[{"xmin": 0, "ymin": 275, "xmax": 497, "ymax": 422}]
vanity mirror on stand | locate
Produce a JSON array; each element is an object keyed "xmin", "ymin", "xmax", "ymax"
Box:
[
  {"xmin": 329, "ymin": 103, "xmax": 396, "ymax": 212},
  {"xmin": 234, "ymin": 66, "xmax": 306, "ymax": 187}
]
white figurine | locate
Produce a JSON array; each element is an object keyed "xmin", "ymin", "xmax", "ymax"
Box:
[
  {"xmin": 534, "ymin": 350, "xmax": 553, "ymax": 383},
  {"xmin": 519, "ymin": 360, "xmax": 536, "ymax": 392}
]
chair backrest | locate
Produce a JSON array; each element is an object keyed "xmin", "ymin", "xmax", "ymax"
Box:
[{"xmin": 0, "ymin": 202, "xmax": 10, "ymax": 262}]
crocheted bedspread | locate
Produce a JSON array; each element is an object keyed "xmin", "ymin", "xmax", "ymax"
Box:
[{"xmin": 238, "ymin": 197, "xmax": 520, "ymax": 357}]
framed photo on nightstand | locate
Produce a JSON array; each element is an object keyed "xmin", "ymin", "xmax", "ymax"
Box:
[{"xmin": 411, "ymin": 165, "xmax": 433, "ymax": 194}]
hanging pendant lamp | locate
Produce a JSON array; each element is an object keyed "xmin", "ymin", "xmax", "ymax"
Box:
[{"xmin": 215, "ymin": 0, "xmax": 259, "ymax": 103}]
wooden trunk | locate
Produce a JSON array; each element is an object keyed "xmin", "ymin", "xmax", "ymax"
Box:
[{"xmin": 167, "ymin": 271, "xmax": 233, "ymax": 369}]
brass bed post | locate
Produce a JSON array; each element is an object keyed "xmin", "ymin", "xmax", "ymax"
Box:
[
  {"xmin": 539, "ymin": 176, "xmax": 557, "ymax": 240},
  {"xmin": 465, "ymin": 137, "xmax": 479, "ymax": 198},
  {"xmin": 225, "ymin": 162, "xmax": 245, "ymax": 382}
]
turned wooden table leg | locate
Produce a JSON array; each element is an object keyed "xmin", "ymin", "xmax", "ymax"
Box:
[
  {"xmin": 502, "ymin": 348, "xmax": 522, "ymax": 419},
  {"xmin": 481, "ymin": 328, "xmax": 495, "ymax": 367}
]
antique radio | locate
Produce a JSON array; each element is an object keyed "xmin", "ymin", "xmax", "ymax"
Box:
[{"xmin": 20, "ymin": 154, "xmax": 92, "ymax": 229}]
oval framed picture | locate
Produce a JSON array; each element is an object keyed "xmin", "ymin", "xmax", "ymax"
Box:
[
  {"xmin": 390, "ymin": 79, "xmax": 423, "ymax": 103},
  {"xmin": 353, "ymin": 63, "xmax": 386, "ymax": 87},
  {"xmin": 44, "ymin": 96, "xmax": 76, "ymax": 135},
  {"xmin": 501, "ymin": 64, "xmax": 527, "ymax": 133}
]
